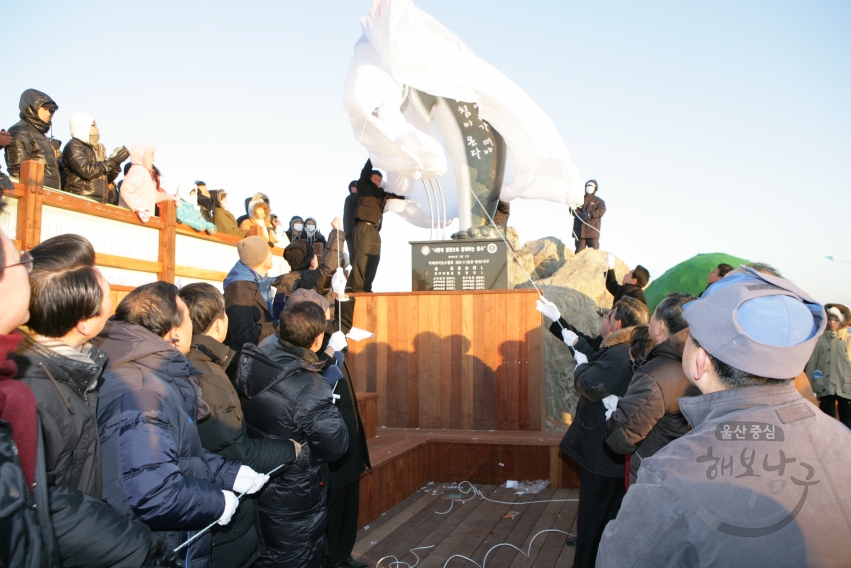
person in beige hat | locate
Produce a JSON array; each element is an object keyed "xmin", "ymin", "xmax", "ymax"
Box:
[{"xmin": 223, "ymin": 236, "xmax": 276, "ymax": 357}]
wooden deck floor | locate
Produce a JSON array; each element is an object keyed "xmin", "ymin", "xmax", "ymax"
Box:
[{"xmin": 353, "ymin": 483, "xmax": 579, "ymax": 568}]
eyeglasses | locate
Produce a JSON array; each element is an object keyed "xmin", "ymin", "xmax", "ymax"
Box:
[{"xmin": 6, "ymin": 250, "xmax": 34, "ymax": 274}]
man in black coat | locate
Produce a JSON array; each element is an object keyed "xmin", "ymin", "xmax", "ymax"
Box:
[
  {"xmin": 537, "ymin": 295, "xmax": 649, "ymax": 568},
  {"xmin": 236, "ymin": 301, "xmax": 349, "ymax": 568},
  {"xmin": 605, "ymin": 252, "xmax": 649, "ymax": 306},
  {"xmin": 573, "ymin": 180, "xmax": 606, "ymax": 252},
  {"xmin": 277, "ymin": 290, "xmax": 371, "ymax": 568},
  {"xmin": 62, "ymin": 113, "xmax": 129, "ymax": 203},
  {"xmin": 5, "ymin": 89, "xmax": 62, "ymax": 189},
  {"xmin": 346, "ymin": 159, "xmax": 404, "ymax": 292},
  {"xmin": 180, "ymin": 283, "xmax": 301, "ymax": 568},
  {"xmin": 343, "ymin": 180, "xmax": 358, "ymax": 261},
  {"xmin": 11, "ymin": 235, "xmax": 112, "ymax": 498}
]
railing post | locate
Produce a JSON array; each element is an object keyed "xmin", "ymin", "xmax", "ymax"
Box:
[
  {"xmin": 17, "ymin": 160, "xmax": 45, "ymax": 250},
  {"xmin": 157, "ymin": 199, "xmax": 177, "ymax": 283}
]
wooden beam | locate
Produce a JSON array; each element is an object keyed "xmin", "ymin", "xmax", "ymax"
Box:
[
  {"xmin": 96, "ymin": 252, "xmax": 162, "ymax": 274},
  {"xmin": 16, "ymin": 160, "xmax": 45, "ymax": 250},
  {"xmin": 174, "ymin": 265, "xmax": 228, "ymax": 282},
  {"xmin": 3, "ymin": 183, "xmax": 24, "ymax": 198},
  {"xmin": 157, "ymin": 200, "xmax": 177, "ymax": 282},
  {"xmin": 176, "ymin": 224, "xmax": 242, "ymax": 245},
  {"xmin": 42, "ymin": 189, "xmax": 165, "ymax": 229}
]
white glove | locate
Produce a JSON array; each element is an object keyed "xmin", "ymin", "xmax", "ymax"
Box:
[
  {"xmin": 561, "ymin": 329, "xmax": 579, "ymax": 346},
  {"xmin": 232, "ymin": 465, "xmax": 270, "ymax": 495},
  {"xmin": 137, "ymin": 209, "xmax": 151, "ymax": 223},
  {"xmin": 573, "ymin": 349, "xmax": 589, "ymax": 366},
  {"xmin": 603, "ymin": 394, "xmax": 619, "ymax": 420},
  {"xmin": 328, "ymin": 330, "xmax": 348, "ymax": 352},
  {"xmin": 536, "ymin": 298, "xmax": 562, "ymax": 322},
  {"xmin": 331, "ymin": 267, "xmax": 347, "ymax": 300},
  {"xmin": 218, "ymin": 490, "xmax": 239, "ymax": 525},
  {"xmin": 606, "ymin": 252, "xmax": 615, "ymax": 270}
]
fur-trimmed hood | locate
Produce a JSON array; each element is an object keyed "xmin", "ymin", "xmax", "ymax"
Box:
[{"xmin": 600, "ymin": 326, "xmax": 635, "ymax": 349}]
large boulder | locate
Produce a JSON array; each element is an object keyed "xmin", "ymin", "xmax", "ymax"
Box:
[{"xmin": 511, "ymin": 235, "xmax": 632, "ymax": 430}]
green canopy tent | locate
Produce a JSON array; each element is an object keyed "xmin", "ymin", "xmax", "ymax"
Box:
[{"xmin": 645, "ymin": 253, "xmax": 750, "ymax": 312}]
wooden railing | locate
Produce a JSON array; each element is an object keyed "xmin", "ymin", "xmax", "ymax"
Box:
[{"xmin": 3, "ymin": 160, "xmax": 285, "ymax": 292}]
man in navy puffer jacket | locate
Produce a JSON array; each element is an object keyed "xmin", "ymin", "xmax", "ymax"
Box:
[{"xmin": 95, "ymin": 282, "xmax": 267, "ymax": 568}]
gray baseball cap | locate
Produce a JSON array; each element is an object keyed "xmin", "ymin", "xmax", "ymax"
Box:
[{"xmin": 682, "ymin": 267, "xmax": 825, "ymax": 379}]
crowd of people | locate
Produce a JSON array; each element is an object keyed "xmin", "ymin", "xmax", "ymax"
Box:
[
  {"xmin": 0, "ymin": 165, "xmax": 370, "ymax": 567},
  {"xmin": 537, "ymin": 258, "xmax": 851, "ymax": 567},
  {"xmin": 3, "ymin": 86, "xmax": 851, "ymax": 568},
  {"xmin": 1, "ymin": 90, "xmax": 403, "ymax": 295}
]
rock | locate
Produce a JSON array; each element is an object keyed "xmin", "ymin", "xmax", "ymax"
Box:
[
  {"xmin": 507, "ymin": 231, "xmax": 633, "ymax": 430},
  {"xmin": 519, "ymin": 237, "xmax": 571, "ymax": 280}
]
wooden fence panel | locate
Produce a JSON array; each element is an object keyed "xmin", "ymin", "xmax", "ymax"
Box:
[{"xmin": 347, "ymin": 289, "xmax": 545, "ymax": 431}]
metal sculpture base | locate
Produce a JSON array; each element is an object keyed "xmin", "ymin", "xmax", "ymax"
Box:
[{"xmin": 411, "ymin": 239, "xmax": 509, "ymax": 291}]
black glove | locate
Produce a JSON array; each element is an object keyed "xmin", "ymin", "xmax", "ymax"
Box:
[
  {"xmin": 143, "ymin": 535, "xmax": 179, "ymax": 567},
  {"xmin": 110, "ymin": 146, "xmax": 130, "ymax": 163}
]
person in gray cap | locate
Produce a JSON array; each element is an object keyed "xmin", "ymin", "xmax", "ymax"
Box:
[{"xmin": 596, "ymin": 267, "xmax": 851, "ymax": 568}]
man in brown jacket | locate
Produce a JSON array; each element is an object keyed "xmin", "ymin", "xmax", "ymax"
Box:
[{"xmin": 605, "ymin": 292, "xmax": 699, "ymax": 485}]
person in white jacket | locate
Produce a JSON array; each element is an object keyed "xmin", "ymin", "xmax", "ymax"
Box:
[{"xmin": 118, "ymin": 143, "xmax": 176, "ymax": 222}]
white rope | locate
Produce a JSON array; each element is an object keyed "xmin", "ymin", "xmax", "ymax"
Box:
[
  {"xmin": 173, "ymin": 461, "xmax": 290, "ymax": 553},
  {"xmin": 376, "ymin": 545, "xmax": 435, "ymax": 568},
  {"xmin": 435, "ymin": 481, "xmax": 577, "ymax": 516}
]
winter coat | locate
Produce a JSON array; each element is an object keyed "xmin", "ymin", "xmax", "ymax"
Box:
[
  {"xmin": 213, "ymin": 206, "xmax": 247, "ymax": 237},
  {"xmin": 354, "ymin": 159, "xmax": 403, "ymax": 225},
  {"xmin": 11, "ymin": 333, "xmax": 107, "ymax": 498},
  {"xmin": 273, "ymin": 228, "xmax": 342, "ymax": 301},
  {"xmin": 572, "ymin": 193, "xmax": 605, "ymax": 240},
  {"xmin": 286, "ymin": 216, "xmax": 305, "ymax": 243},
  {"xmin": 0, "ymin": 332, "xmax": 171, "ymax": 568},
  {"xmin": 224, "ymin": 263, "xmax": 277, "ymax": 356},
  {"xmin": 343, "ymin": 194, "xmax": 358, "ymax": 240},
  {"xmin": 548, "ymin": 317, "xmax": 604, "ymax": 354},
  {"xmin": 239, "ymin": 217, "xmax": 270, "ymax": 241},
  {"xmin": 119, "ymin": 143, "xmax": 172, "ymax": 215},
  {"xmin": 61, "ymin": 112, "xmax": 122, "ymax": 203},
  {"xmin": 235, "ymin": 340, "xmax": 349, "ymax": 568},
  {"xmin": 93, "ymin": 321, "xmax": 240, "ymax": 568},
  {"xmin": 805, "ymin": 326, "xmax": 851, "ymax": 399},
  {"xmin": 178, "ymin": 198, "xmax": 219, "ymax": 233},
  {"xmin": 198, "ymin": 194, "xmax": 215, "ymax": 224},
  {"xmin": 597, "ymin": 384, "xmax": 851, "ymax": 567},
  {"xmin": 4, "ymin": 90, "xmax": 62, "ymax": 189},
  {"xmin": 295, "ymin": 217, "xmax": 327, "ymax": 246},
  {"xmin": 605, "ymin": 269, "xmax": 647, "ymax": 306},
  {"xmin": 188, "ymin": 334, "xmax": 298, "ymax": 568},
  {"xmin": 605, "ymin": 330, "xmax": 699, "ymax": 484},
  {"xmin": 318, "ymin": 300, "xmax": 371, "ymax": 488},
  {"xmin": 559, "ymin": 327, "xmax": 634, "ymax": 477},
  {"xmin": 176, "ymin": 185, "xmax": 217, "ymax": 234}
]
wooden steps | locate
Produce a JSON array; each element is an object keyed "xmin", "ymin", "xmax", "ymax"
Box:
[{"xmin": 357, "ymin": 427, "xmax": 579, "ymax": 529}]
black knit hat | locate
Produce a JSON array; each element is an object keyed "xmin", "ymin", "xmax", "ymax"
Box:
[{"xmin": 284, "ymin": 240, "xmax": 314, "ymax": 271}]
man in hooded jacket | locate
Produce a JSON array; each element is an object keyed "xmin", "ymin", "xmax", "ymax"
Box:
[
  {"xmin": 5, "ymin": 89, "xmax": 62, "ymax": 189},
  {"xmin": 573, "ymin": 179, "xmax": 605, "ymax": 252},
  {"xmin": 275, "ymin": 221, "xmax": 342, "ymax": 304},
  {"xmin": 62, "ymin": 112, "xmax": 129, "ymax": 203},
  {"xmin": 236, "ymin": 301, "xmax": 349, "ymax": 568}
]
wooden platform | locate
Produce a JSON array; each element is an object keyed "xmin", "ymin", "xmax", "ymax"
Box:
[
  {"xmin": 353, "ymin": 482, "xmax": 579, "ymax": 568},
  {"xmin": 357, "ymin": 427, "xmax": 579, "ymax": 528}
]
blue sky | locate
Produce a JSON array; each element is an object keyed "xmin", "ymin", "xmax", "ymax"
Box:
[{"xmin": 2, "ymin": 0, "xmax": 849, "ymax": 302}]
